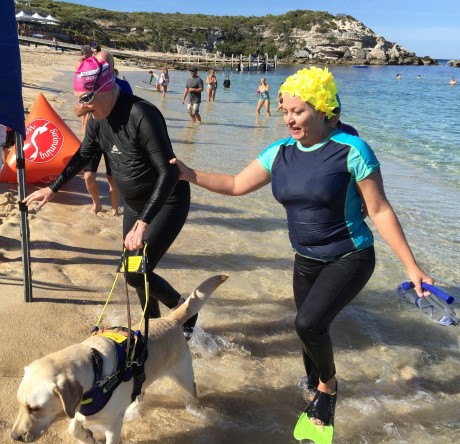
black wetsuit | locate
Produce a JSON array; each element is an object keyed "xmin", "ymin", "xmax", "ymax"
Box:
[{"xmin": 50, "ymin": 92, "xmax": 191, "ymax": 320}]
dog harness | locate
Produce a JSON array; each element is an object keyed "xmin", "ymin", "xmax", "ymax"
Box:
[{"xmin": 79, "ymin": 327, "xmax": 148, "ymax": 416}]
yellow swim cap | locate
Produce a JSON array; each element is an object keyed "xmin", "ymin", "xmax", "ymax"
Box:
[{"xmin": 280, "ymin": 67, "xmax": 339, "ymax": 118}]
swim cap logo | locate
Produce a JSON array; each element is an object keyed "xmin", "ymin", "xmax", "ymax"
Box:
[{"xmin": 24, "ymin": 119, "xmax": 64, "ymax": 163}]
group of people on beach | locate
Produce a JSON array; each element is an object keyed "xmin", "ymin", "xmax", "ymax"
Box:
[{"xmin": 22, "ymin": 49, "xmax": 434, "ymax": 439}]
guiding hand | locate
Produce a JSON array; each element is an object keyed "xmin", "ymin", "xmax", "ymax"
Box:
[
  {"xmin": 22, "ymin": 187, "xmax": 56, "ymax": 209},
  {"xmin": 169, "ymin": 157, "xmax": 192, "ymax": 181}
]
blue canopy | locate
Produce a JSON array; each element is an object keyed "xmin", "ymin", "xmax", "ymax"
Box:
[{"xmin": 0, "ymin": 0, "xmax": 25, "ymax": 136}]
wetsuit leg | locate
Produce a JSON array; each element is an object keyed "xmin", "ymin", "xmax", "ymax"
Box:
[
  {"xmin": 293, "ymin": 247, "xmax": 375, "ymax": 383},
  {"xmin": 123, "ymin": 181, "xmax": 191, "ymax": 318}
]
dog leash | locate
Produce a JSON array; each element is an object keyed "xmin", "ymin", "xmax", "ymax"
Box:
[{"xmin": 92, "ymin": 243, "xmax": 151, "ymax": 357}]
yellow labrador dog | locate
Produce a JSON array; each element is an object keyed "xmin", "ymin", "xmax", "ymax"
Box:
[{"xmin": 12, "ymin": 274, "xmax": 228, "ymax": 444}]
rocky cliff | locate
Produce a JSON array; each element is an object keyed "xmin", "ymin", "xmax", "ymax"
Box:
[
  {"xmin": 172, "ymin": 16, "xmax": 436, "ymax": 66},
  {"xmin": 278, "ymin": 17, "xmax": 436, "ymax": 65}
]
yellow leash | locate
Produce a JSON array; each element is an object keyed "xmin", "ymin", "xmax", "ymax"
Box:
[{"xmin": 92, "ymin": 243, "xmax": 150, "ymax": 358}]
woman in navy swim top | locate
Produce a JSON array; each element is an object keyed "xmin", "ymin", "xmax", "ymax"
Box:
[
  {"xmin": 171, "ymin": 67, "xmax": 433, "ymax": 428},
  {"xmin": 23, "ymin": 54, "xmax": 197, "ymax": 339}
]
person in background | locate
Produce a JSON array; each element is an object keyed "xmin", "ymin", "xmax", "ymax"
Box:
[
  {"xmin": 158, "ymin": 68, "xmax": 170, "ymax": 97},
  {"xmin": 114, "ymin": 68, "xmax": 133, "ymax": 95},
  {"xmin": 223, "ymin": 75, "xmax": 231, "ymax": 88},
  {"xmin": 256, "ymin": 77, "xmax": 271, "ymax": 116},
  {"xmin": 449, "ymin": 77, "xmax": 457, "ymax": 85},
  {"xmin": 182, "ymin": 66, "xmax": 204, "ymax": 123},
  {"xmin": 206, "ymin": 69, "xmax": 218, "ymax": 102},
  {"xmin": 417, "ymin": 74, "xmax": 422, "ymax": 80},
  {"xmin": 171, "ymin": 66, "xmax": 432, "ymax": 433},
  {"xmin": 329, "ymin": 95, "xmax": 359, "ymax": 136},
  {"xmin": 23, "ymin": 53, "xmax": 197, "ymax": 340},
  {"xmin": 91, "ymin": 44, "xmax": 101, "ymax": 56},
  {"xmin": 276, "ymin": 82, "xmax": 284, "ymax": 110},
  {"xmin": 396, "ymin": 73, "xmax": 401, "ymax": 80},
  {"xmin": 75, "ymin": 46, "xmax": 93, "ymax": 87}
]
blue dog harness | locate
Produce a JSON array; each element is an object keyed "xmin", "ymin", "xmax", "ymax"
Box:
[{"xmin": 79, "ymin": 327, "xmax": 148, "ymax": 416}]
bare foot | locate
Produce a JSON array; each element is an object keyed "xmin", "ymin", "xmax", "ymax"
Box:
[
  {"xmin": 111, "ymin": 208, "xmax": 119, "ymax": 216},
  {"xmin": 89, "ymin": 204, "xmax": 102, "ymax": 215}
]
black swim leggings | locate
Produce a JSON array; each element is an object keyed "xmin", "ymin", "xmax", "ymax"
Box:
[
  {"xmin": 122, "ymin": 180, "xmax": 190, "ymax": 319},
  {"xmin": 293, "ymin": 247, "xmax": 375, "ymax": 385}
]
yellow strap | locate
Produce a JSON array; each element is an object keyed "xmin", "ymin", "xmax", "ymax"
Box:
[
  {"xmin": 100, "ymin": 331, "xmax": 128, "ymax": 344},
  {"xmin": 94, "ymin": 244, "xmax": 150, "ymax": 331},
  {"xmin": 119, "ymin": 255, "xmax": 143, "ymax": 272}
]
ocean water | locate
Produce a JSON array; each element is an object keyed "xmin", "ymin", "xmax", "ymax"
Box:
[
  {"xmin": 50, "ymin": 63, "xmax": 460, "ymax": 443},
  {"xmin": 112, "ymin": 63, "xmax": 459, "ymax": 443}
]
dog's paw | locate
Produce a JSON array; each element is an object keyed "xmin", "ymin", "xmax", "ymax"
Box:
[{"xmin": 72, "ymin": 425, "xmax": 97, "ymax": 444}]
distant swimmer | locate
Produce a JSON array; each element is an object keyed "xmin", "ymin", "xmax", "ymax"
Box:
[
  {"xmin": 417, "ymin": 74, "xmax": 421, "ymax": 80},
  {"xmin": 396, "ymin": 74, "xmax": 401, "ymax": 80},
  {"xmin": 449, "ymin": 77, "xmax": 457, "ymax": 85}
]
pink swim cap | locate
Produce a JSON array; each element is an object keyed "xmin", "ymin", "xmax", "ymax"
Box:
[{"xmin": 74, "ymin": 56, "xmax": 115, "ymax": 93}]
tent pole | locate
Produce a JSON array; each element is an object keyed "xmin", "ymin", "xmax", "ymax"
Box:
[{"xmin": 15, "ymin": 132, "xmax": 33, "ymax": 302}]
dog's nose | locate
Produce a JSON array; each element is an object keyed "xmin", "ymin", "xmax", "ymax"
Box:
[{"xmin": 10, "ymin": 431, "xmax": 26, "ymax": 442}]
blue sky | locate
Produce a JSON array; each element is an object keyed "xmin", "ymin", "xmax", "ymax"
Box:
[{"xmin": 59, "ymin": 0, "xmax": 459, "ymax": 59}]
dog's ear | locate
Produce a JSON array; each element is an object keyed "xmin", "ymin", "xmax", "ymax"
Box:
[{"xmin": 53, "ymin": 375, "xmax": 83, "ymax": 418}]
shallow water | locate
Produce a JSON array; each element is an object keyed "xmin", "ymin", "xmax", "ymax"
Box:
[{"xmin": 55, "ymin": 64, "xmax": 460, "ymax": 442}]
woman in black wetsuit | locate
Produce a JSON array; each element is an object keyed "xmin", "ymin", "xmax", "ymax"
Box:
[{"xmin": 23, "ymin": 55, "xmax": 196, "ymax": 338}]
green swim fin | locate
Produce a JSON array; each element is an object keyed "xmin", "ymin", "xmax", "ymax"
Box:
[{"xmin": 293, "ymin": 411, "xmax": 334, "ymax": 443}]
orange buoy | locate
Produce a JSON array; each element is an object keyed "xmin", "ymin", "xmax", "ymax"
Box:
[{"xmin": 0, "ymin": 93, "xmax": 81, "ymax": 184}]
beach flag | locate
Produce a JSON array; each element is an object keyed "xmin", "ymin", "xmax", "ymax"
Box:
[
  {"xmin": 0, "ymin": 0, "xmax": 31, "ymax": 301},
  {"xmin": 0, "ymin": 93, "xmax": 81, "ymax": 184}
]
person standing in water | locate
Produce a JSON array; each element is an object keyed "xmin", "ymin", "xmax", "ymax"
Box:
[
  {"xmin": 182, "ymin": 66, "xmax": 204, "ymax": 123},
  {"xmin": 256, "ymin": 77, "xmax": 271, "ymax": 116},
  {"xmin": 223, "ymin": 75, "xmax": 231, "ymax": 88},
  {"xmin": 171, "ymin": 67, "xmax": 432, "ymax": 434},
  {"xmin": 206, "ymin": 69, "xmax": 218, "ymax": 102},
  {"xmin": 158, "ymin": 68, "xmax": 170, "ymax": 97}
]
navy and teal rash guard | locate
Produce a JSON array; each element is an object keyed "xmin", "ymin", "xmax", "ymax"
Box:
[{"xmin": 258, "ymin": 130, "xmax": 380, "ymax": 262}]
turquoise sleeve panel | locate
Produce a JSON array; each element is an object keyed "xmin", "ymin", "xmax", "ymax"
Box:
[
  {"xmin": 257, "ymin": 137, "xmax": 293, "ymax": 173},
  {"xmin": 333, "ymin": 132, "xmax": 380, "ymax": 181}
]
